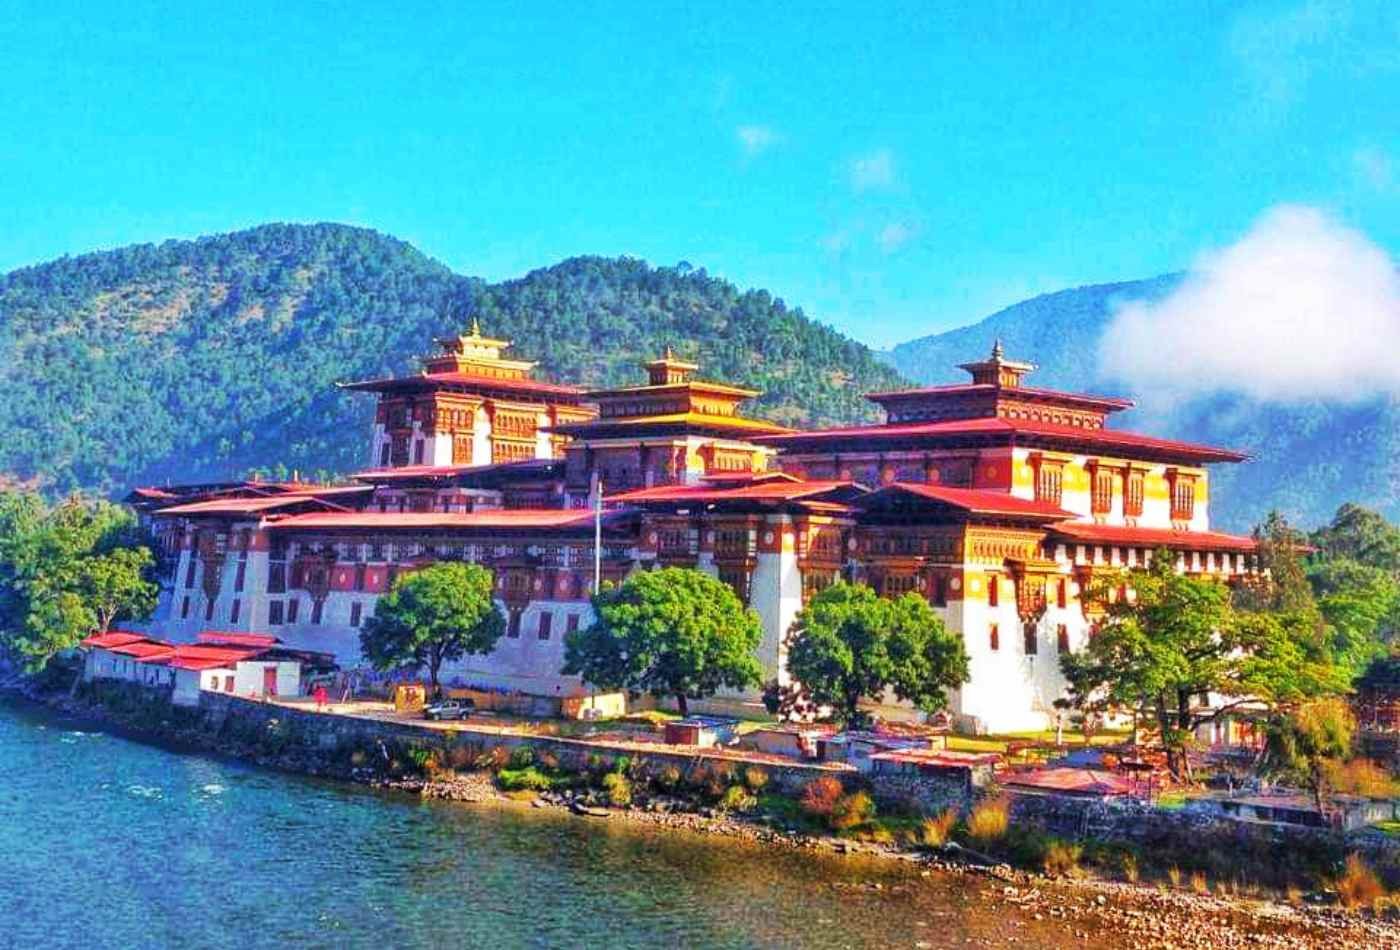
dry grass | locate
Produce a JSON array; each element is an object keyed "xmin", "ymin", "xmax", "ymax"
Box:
[
  {"xmin": 1336, "ymin": 853, "xmax": 1386, "ymax": 910},
  {"xmin": 1285, "ymin": 885, "xmax": 1304, "ymax": 906},
  {"xmin": 966, "ymin": 798, "xmax": 1010, "ymax": 844},
  {"xmin": 829, "ymin": 791, "xmax": 876, "ymax": 830},
  {"xmin": 1121, "ymin": 853, "xmax": 1139, "ymax": 884},
  {"xmin": 1042, "ymin": 840, "xmax": 1083, "ymax": 878},
  {"xmin": 920, "ymin": 809, "xmax": 958, "ymax": 848},
  {"xmin": 1190, "ymin": 871, "xmax": 1209, "ymax": 895},
  {"xmin": 1167, "ymin": 866, "xmax": 1182, "ymax": 888}
]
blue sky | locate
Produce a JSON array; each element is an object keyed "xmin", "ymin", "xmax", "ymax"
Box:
[{"xmin": 1, "ymin": 0, "xmax": 1395, "ymax": 347}]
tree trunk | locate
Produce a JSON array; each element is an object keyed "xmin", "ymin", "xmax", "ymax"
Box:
[
  {"xmin": 1155, "ymin": 696, "xmax": 1183, "ymax": 780},
  {"xmin": 428, "ymin": 648, "xmax": 442, "ymax": 698},
  {"xmin": 676, "ymin": 693, "xmax": 689, "ymax": 717}
]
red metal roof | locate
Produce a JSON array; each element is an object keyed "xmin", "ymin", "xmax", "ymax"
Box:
[
  {"xmin": 865, "ymin": 382, "xmax": 1135, "ymax": 412},
  {"xmin": 1050, "ymin": 521, "xmax": 1257, "ymax": 552},
  {"xmin": 267, "ymin": 509, "xmax": 621, "ymax": 532},
  {"xmin": 196, "ymin": 631, "xmax": 282, "ymax": 648},
  {"xmin": 760, "ymin": 416, "xmax": 1247, "ymax": 463},
  {"xmin": 80, "ymin": 631, "xmax": 151, "ymax": 649},
  {"xmin": 859, "ymin": 483, "xmax": 1074, "ymax": 519},
  {"xmin": 869, "ymin": 748, "xmax": 1002, "ymax": 767},
  {"xmin": 608, "ymin": 479, "xmax": 861, "ymax": 505},
  {"xmin": 109, "ymin": 641, "xmax": 177, "ymax": 659},
  {"xmin": 154, "ymin": 495, "xmax": 352, "ymax": 516},
  {"xmin": 1002, "ymin": 767, "xmax": 1136, "ymax": 797},
  {"xmin": 340, "ymin": 371, "xmax": 585, "ymax": 398}
]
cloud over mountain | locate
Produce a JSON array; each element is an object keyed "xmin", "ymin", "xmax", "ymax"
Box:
[{"xmin": 1099, "ymin": 205, "xmax": 1400, "ymax": 405}]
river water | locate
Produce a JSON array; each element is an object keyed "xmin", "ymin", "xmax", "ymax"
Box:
[{"xmin": 0, "ymin": 697, "xmax": 1118, "ymax": 949}]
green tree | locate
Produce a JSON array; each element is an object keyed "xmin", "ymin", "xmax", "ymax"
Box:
[
  {"xmin": 783, "ymin": 581, "xmax": 969, "ymax": 724},
  {"xmin": 0, "ymin": 491, "xmax": 157, "ymax": 672},
  {"xmin": 79, "ymin": 547, "xmax": 158, "ymax": 634},
  {"xmin": 561, "ymin": 567, "xmax": 764, "ymax": 715},
  {"xmin": 1061, "ymin": 548, "xmax": 1346, "ymax": 779},
  {"xmin": 1260, "ymin": 697, "xmax": 1355, "ymax": 812},
  {"xmin": 360, "ymin": 562, "xmax": 504, "ymax": 694}
]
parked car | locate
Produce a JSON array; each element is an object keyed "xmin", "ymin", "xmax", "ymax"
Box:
[{"xmin": 423, "ymin": 698, "xmax": 475, "ymax": 721}]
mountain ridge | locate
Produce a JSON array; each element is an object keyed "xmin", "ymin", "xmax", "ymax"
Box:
[{"xmin": 0, "ymin": 222, "xmax": 903, "ymax": 498}]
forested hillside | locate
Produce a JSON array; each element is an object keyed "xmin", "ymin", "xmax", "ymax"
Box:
[
  {"xmin": 883, "ymin": 277, "xmax": 1400, "ymax": 530},
  {"xmin": 0, "ymin": 224, "xmax": 903, "ymax": 497}
]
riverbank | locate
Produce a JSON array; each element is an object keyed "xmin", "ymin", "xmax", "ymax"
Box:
[{"xmin": 8, "ymin": 674, "xmax": 1396, "ymax": 948}]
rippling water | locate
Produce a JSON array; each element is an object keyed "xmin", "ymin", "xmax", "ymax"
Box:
[{"xmin": 0, "ymin": 697, "xmax": 1112, "ymax": 949}]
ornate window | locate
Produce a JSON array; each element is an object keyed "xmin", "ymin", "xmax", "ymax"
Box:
[
  {"xmin": 989, "ymin": 623, "xmax": 1000, "ymax": 652},
  {"xmin": 988, "ymin": 575, "xmax": 999, "ymax": 607},
  {"xmin": 1125, "ymin": 471, "xmax": 1145, "ymax": 517},
  {"xmin": 1091, "ymin": 469, "xmax": 1115, "ymax": 514},
  {"xmin": 1171, "ymin": 477, "xmax": 1196, "ymax": 521},
  {"xmin": 1035, "ymin": 462, "xmax": 1063, "ymax": 506},
  {"xmin": 1056, "ymin": 624, "xmax": 1069, "ymax": 653},
  {"xmin": 1023, "ymin": 622, "xmax": 1037, "ymax": 655},
  {"xmin": 802, "ymin": 569, "xmax": 837, "ymax": 604}
]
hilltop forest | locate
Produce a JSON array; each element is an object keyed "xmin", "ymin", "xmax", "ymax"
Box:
[{"xmin": 0, "ymin": 224, "xmax": 903, "ymax": 497}]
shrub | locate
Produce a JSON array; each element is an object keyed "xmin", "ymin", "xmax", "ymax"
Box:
[
  {"xmin": 801, "ymin": 776, "xmax": 844, "ymax": 818},
  {"xmin": 830, "ymin": 791, "xmax": 876, "ymax": 831},
  {"xmin": 743, "ymin": 766, "xmax": 770, "ymax": 793},
  {"xmin": 657, "ymin": 765, "xmax": 682, "ymax": 791},
  {"xmin": 1168, "ymin": 866, "xmax": 1182, "ymax": 888},
  {"xmin": 475, "ymin": 746, "xmax": 510, "ymax": 771},
  {"xmin": 497, "ymin": 767, "xmax": 555, "ymax": 792},
  {"xmin": 1336, "ymin": 853, "xmax": 1386, "ymax": 910},
  {"xmin": 719, "ymin": 785, "xmax": 757, "ymax": 813},
  {"xmin": 920, "ymin": 809, "xmax": 958, "ymax": 848},
  {"xmin": 447, "ymin": 744, "xmax": 475, "ymax": 770},
  {"xmin": 966, "ymin": 798, "xmax": 1009, "ymax": 845},
  {"xmin": 1322, "ymin": 759, "xmax": 1400, "ymax": 798},
  {"xmin": 536, "ymin": 749, "xmax": 560, "ymax": 772},
  {"xmin": 1190, "ymin": 871, "xmax": 1209, "ymax": 895},
  {"xmin": 1121, "ymin": 853, "xmax": 1139, "ymax": 884},
  {"xmin": 602, "ymin": 772, "xmax": 632, "ymax": 807},
  {"xmin": 507, "ymin": 746, "xmax": 535, "ymax": 770},
  {"xmin": 1042, "ymin": 839, "xmax": 1082, "ymax": 878}
]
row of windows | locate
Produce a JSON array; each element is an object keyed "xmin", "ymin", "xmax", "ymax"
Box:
[
  {"xmin": 504, "ymin": 610, "xmax": 582, "ymax": 640},
  {"xmin": 988, "ymin": 623, "xmax": 1071, "ymax": 655}
]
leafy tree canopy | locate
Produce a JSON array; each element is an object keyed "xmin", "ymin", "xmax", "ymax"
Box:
[
  {"xmin": 359, "ymin": 562, "xmax": 504, "ymax": 694},
  {"xmin": 1061, "ymin": 548, "xmax": 1348, "ymax": 779},
  {"xmin": 783, "ymin": 581, "xmax": 969, "ymax": 724},
  {"xmin": 0, "ymin": 490, "xmax": 157, "ymax": 671},
  {"xmin": 561, "ymin": 567, "xmax": 764, "ymax": 715}
]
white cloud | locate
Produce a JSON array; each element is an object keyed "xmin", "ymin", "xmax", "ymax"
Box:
[
  {"xmin": 850, "ymin": 149, "xmax": 896, "ymax": 192},
  {"xmin": 1098, "ymin": 204, "xmax": 1400, "ymax": 404},
  {"xmin": 736, "ymin": 124, "xmax": 780, "ymax": 157},
  {"xmin": 1353, "ymin": 146, "xmax": 1396, "ymax": 193},
  {"xmin": 877, "ymin": 221, "xmax": 917, "ymax": 254},
  {"xmin": 818, "ymin": 229, "xmax": 852, "ymax": 255}
]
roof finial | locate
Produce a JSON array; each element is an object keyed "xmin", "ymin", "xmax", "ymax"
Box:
[
  {"xmin": 664, "ymin": 344, "xmax": 675, "ymax": 360},
  {"xmin": 991, "ymin": 338, "xmax": 1004, "ymax": 360},
  {"xmin": 470, "ymin": 316, "xmax": 482, "ymax": 337}
]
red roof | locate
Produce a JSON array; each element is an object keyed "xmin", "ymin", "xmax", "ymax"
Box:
[
  {"xmin": 164, "ymin": 643, "xmax": 266, "ymax": 671},
  {"xmin": 608, "ymin": 480, "xmax": 861, "ymax": 506},
  {"xmin": 196, "ymin": 631, "xmax": 281, "ymax": 648},
  {"xmin": 865, "ymin": 382, "xmax": 1135, "ymax": 413},
  {"xmin": 869, "ymin": 748, "xmax": 1002, "ymax": 768},
  {"xmin": 80, "ymin": 631, "xmax": 151, "ymax": 650},
  {"xmin": 340, "ymin": 371, "xmax": 585, "ymax": 398},
  {"xmin": 761, "ymin": 416, "xmax": 1247, "ymax": 463},
  {"xmin": 109, "ymin": 641, "xmax": 177, "ymax": 659},
  {"xmin": 1003, "ymin": 768, "xmax": 1136, "ymax": 797},
  {"xmin": 155, "ymin": 495, "xmax": 352, "ymax": 516},
  {"xmin": 1050, "ymin": 521, "xmax": 1257, "ymax": 552},
  {"xmin": 268, "ymin": 509, "xmax": 621, "ymax": 532},
  {"xmin": 859, "ymin": 483, "xmax": 1074, "ymax": 519}
]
